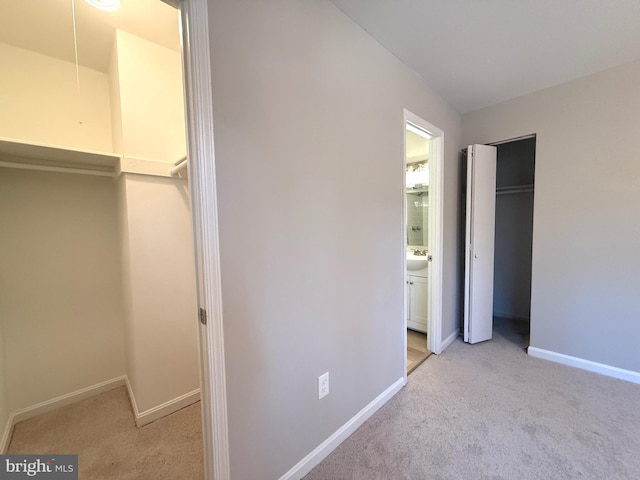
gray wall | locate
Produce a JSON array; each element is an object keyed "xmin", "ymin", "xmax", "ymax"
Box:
[
  {"xmin": 463, "ymin": 59, "xmax": 640, "ymax": 373},
  {"xmin": 207, "ymin": 0, "xmax": 461, "ymax": 477}
]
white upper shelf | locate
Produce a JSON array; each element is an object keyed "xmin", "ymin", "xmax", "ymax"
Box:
[
  {"xmin": 0, "ymin": 136, "xmax": 120, "ymax": 174},
  {"xmin": 0, "ymin": 137, "xmax": 187, "ymax": 179}
]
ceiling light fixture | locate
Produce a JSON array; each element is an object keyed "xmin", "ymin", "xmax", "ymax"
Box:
[{"xmin": 84, "ymin": 0, "xmax": 121, "ymax": 12}]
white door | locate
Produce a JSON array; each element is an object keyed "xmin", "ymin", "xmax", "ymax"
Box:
[{"xmin": 464, "ymin": 144, "xmax": 497, "ymax": 344}]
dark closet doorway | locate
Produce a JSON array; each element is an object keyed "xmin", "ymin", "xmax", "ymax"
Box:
[{"xmin": 492, "ymin": 136, "xmax": 536, "ymax": 349}]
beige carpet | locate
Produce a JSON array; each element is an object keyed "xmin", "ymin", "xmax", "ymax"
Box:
[
  {"xmin": 8, "ymin": 387, "xmax": 203, "ymax": 480},
  {"xmin": 305, "ymin": 318, "xmax": 640, "ymax": 480}
]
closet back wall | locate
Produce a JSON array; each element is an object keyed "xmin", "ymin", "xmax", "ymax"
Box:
[
  {"xmin": 0, "ymin": 324, "xmax": 8, "ymax": 438},
  {"xmin": 0, "ymin": 168, "xmax": 125, "ymax": 412},
  {"xmin": 0, "ymin": 42, "xmax": 113, "ymax": 151}
]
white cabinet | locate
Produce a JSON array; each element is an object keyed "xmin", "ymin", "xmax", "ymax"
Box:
[{"xmin": 407, "ymin": 272, "xmax": 429, "ymax": 334}]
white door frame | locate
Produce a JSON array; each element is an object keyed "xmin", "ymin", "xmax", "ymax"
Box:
[
  {"xmin": 178, "ymin": 1, "xmax": 230, "ymax": 479},
  {"xmin": 402, "ymin": 110, "xmax": 445, "ymax": 381}
]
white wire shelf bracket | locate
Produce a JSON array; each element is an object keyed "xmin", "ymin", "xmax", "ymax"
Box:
[{"xmin": 170, "ymin": 156, "xmax": 188, "ymax": 176}]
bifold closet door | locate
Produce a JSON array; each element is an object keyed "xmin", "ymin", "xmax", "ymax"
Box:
[{"xmin": 464, "ymin": 144, "xmax": 497, "ymax": 344}]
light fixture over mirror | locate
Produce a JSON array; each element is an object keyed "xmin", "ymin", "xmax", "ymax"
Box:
[{"xmin": 84, "ymin": 0, "xmax": 121, "ymax": 12}]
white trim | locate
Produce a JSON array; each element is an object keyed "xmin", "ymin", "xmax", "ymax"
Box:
[
  {"xmin": 527, "ymin": 347, "xmax": 640, "ymax": 385},
  {"xmin": 441, "ymin": 330, "xmax": 460, "ymax": 352},
  {"xmin": 279, "ymin": 377, "xmax": 405, "ymax": 480},
  {"xmin": 463, "ymin": 147, "xmax": 472, "ymax": 343},
  {"xmin": 1, "ymin": 376, "xmax": 126, "ymax": 452},
  {"xmin": 1, "ymin": 415, "xmax": 14, "ymax": 454},
  {"xmin": 124, "ymin": 376, "xmax": 139, "ymax": 421},
  {"xmin": 428, "ymin": 133, "xmax": 444, "ymax": 355},
  {"xmin": 116, "ymin": 156, "xmax": 183, "ymax": 178},
  {"xmin": 11, "ymin": 376, "xmax": 125, "ymax": 424},
  {"xmin": 1, "ymin": 376, "xmax": 202, "ymax": 453},
  {"xmin": 488, "ymin": 133, "xmax": 536, "ymax": 147},
  {"xmin": 124, "ymin": 377, "xmax": 200, "ymax": 427},
  {"xmin": 401, "ymin": 114, "xmax": 409, "ymax": 382},
  {"xmin": 180, "ymin": 0, "xmax": 229, "ymax": 479}
]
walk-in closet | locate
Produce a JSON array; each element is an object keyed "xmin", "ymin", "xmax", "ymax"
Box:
[{"xmin": 0, "ymin": 1, "xmax": 203, "ymax": 477}]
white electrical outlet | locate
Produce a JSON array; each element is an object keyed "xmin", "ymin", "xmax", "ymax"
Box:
[{"xmin": 318, "ymin": 372, "xmax": 329, "ymax": 399}]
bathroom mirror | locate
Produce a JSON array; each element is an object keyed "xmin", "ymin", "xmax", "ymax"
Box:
[
  {"xmin": 406, "ymin": 191, "xmax": 428, "ymax": 247},
  {"xmin": 406, "ymin": 161, "xmax": 428, "ymax": 247}
]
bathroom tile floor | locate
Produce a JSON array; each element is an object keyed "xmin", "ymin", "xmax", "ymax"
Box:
[{"xmin": 407, "ymin": 329, "xmax": 431, "ymax": 374}]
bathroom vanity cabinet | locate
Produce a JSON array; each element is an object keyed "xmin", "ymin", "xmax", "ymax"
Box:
[{"xmin": 407, "ymin": 269, "xmax": 428, "ymax": 334}]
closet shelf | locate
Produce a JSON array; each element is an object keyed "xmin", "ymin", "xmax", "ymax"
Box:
[{"xmin": 0, "ymin": 137, "xmax": 120, "ymax": 176}]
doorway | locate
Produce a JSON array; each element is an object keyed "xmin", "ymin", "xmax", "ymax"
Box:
[
  {"xmin": 462, "ymin": 136, "xmax": 536, "ymax": 349},
  {"xmin": 492, "ymin": 136, "xmax": 536, "ymax": 349},
  {"xmin": 402, "ymin": 111, "xmax": 444, "ymax": 377}
]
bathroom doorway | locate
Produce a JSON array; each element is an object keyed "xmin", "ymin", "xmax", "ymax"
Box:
[{"xmin": 403, "ymin": 111, "xmax": 444, "ymax": 377}]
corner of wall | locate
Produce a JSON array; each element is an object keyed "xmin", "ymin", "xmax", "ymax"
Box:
[
  {"xmin": 108, "ymin": 34, "xmax": 124, "ymax": 155},
  {"xmin": 1, "ymin": 376, "xmax": 127, "ymax": 453},
  {"xmin": 1, "ymin": 415, "xmax": 14, "ymax": 454},
  {"xmin": 125, "ymin": 375, "xmax": 200, "ymax": 427},
  {"xmin": 0, "ymin": 325, "xmax": 9, "ymax": 453},
  {"xmin": 115, "ymin": 175, "xmax": 136, "ymax": 402}
]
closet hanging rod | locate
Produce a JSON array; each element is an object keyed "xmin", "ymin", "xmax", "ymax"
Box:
[
  {"xmin": 0, "ymin": 160, "xmax": 114, "ymax": 178},
  {"xmin": 170, "ymin": 156, "xmax": 188, "ymax": 176},
  {"xmin": 496, "ymin": 184, "xmax": 534, "ymax": 195}
]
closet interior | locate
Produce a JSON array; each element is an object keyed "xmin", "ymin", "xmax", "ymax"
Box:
[
  {"xmin": 0, "ymin": 0, "xmax": 201, "ymax": 459},
  {"xmin": 493, "ymin": 136, "xmax": 536, "ymax": 345}
]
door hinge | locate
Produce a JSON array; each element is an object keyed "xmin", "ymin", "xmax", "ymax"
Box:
[{"xmin": 199, "ymin": 307, "xmax": 207, "ymax": 325}]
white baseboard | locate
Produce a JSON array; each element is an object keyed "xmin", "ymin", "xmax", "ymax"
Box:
[
  {"xmin": 1, "ymin": 376, "xmax": 126, "ymax": 453},
  {"xmin": 12, "ymin": 376, "xmax": 126, "ymax": 425},
  {"xmin": 1, "ymin": 375, "xmax": 201, "ymax": 452},
  {"xmin": 441, "ymin": 330, "xmax": 459, "ymax": 352},
  {"xmin": 1, "ymin": 415, "xmax": 13, "ymax": 454},
  {"xmin": 125, "ymin": 378, "xmax": 200, "ymax": 427},
  {"xmin": 279, "ymin": 377, "xmax": 405, "ymax": 480},
  {"xmin": 527, "ymin": 346, "xmax": 640, "ymax": 385}
]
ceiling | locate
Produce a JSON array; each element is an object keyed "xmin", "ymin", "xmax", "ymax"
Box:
[
  {"xmin": 0, "ymin": 0, "xmax": 179, "ymax": 73},
  {"xmin": 4, "ymin": 1, "xmax": 640, "ymax": 113},
  {"xmin": 330, "ymin": 0, "xmax": 640, "ymax": 113}
]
